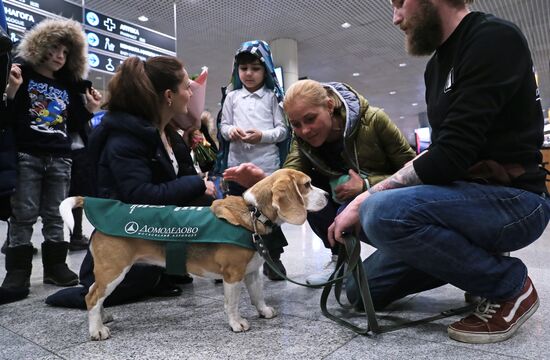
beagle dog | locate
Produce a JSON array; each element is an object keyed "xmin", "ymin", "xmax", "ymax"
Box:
[{"xmin": 59, "ymin": 169, "xmax": 328, "ymax": 340}]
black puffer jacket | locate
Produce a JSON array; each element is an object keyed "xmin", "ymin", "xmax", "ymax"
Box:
[
  {"xmin": 88, "ymin": 111, "xmax": 205, "ymax": 205},
  {"xmin": 44, "ymin": 112, "xmax": 209, "ymax": 309}
]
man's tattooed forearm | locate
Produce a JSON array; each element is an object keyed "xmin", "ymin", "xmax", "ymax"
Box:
[{"xmin": 368, "ymin": 163, "xmax": 422, "ymax": 194}]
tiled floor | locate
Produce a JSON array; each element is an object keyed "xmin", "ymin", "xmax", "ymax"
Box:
[{"xmin": 1, "ymin": 216, "xmax": 549, "ymax": 360}]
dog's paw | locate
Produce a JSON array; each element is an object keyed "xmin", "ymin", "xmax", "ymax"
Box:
[
  {"xmin": 229, "ymin": 317, "xmax": 250, "ymax": 332},
  {"xmin": 258, "ymin": 306, "xmax": 277, "ymax": 319},
  {"xmin": 90, "ymin": 325, "xmax": 111, "ymax": 341}
]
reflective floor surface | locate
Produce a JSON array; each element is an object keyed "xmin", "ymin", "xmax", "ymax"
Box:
[{"xmin": 1, "ymin": 215, "xmax": 549, "ymax": 360}]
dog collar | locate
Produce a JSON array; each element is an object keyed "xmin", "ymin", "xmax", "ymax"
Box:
[{"xmin": 247, "ymin": 205, "xmax": 274, "ymax": 228}]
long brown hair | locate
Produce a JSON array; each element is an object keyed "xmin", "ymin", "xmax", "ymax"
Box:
[{"xmin": 105, "ymin": 56, "xmax": 185, "ymax": 124}]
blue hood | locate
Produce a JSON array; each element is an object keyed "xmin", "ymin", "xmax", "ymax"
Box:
[
  {"xmin": 322, "ymin": 82, "xmax": 363, "ymax": 137},
  {"xmin": 230, "ymin": 40, "xmax": 284, "ymax": 103}
]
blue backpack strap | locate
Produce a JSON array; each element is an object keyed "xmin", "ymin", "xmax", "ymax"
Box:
[{"xmin": 213, "ymin": 86, "xmax": 229, "ymax": 176}]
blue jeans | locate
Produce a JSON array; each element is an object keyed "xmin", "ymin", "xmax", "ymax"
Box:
[
  {"xmin": 9, "ymin": 153, "xmax": 72, "ymax": 247},
  {"xmin": 346, "ymin": 181, "xmax": 550, "ymax": 309}
]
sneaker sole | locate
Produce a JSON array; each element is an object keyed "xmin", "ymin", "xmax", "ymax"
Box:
[
  {"xmin": 305, "ymin": 274, "xmax": 334, "ymax": 286},
  {"xmin": 448, "ymin": 298, "xmax": 540, "ymax": 344}
]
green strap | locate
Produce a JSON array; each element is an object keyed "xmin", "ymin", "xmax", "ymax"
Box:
[
  {"xmin": 166, "ymin": 242, "xmax": 187, "ymax": 275},
  {"xmin": 253, "ymin": 233, "xmax": 361, "ymax": 288},
  {"xmin": 259, "ymin": 233, "xmax": 475, "ymax": 335},
  {"xmin": 319, "ymin": 236, "xmax": 377, "ymax": 334},
  {"xmin": 318, "ymin": 235, "xmax": 476, "ymax": 334}
]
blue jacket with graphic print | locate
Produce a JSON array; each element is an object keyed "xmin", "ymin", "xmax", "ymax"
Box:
[{"xmin": 1, "ymin": 64, "xmax": 92, "ymax": 157}]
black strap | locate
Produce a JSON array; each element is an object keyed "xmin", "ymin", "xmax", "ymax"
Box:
[
  {"xmin": 253, "ymin": 232, "xmax": 362, "ymax": 289},
  {"xmin": 259, "ymin": 233, "xmax": 475, "ymax": 335},
  {"xmin": 319, "ymin": 235, "xmax": 475, "ymax": 334},
  {"xmin": 319, "ymin": 236, "xmax": 378, "ymax": 334}
]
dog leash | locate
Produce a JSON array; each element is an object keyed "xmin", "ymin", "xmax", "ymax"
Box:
[
  {"xmin": 249, "ymin": 210, "xmax": 476, "ymax": 335},
  {"xmin": 318, "ymin": 235, "xmax": 476, "ymax": 334},
  {"xmin": 249, "ymin": 214, "xmax": 362, "ymax": 289}
]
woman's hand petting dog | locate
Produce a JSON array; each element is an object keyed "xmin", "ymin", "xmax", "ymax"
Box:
[{"xmin": 223, "ymin": 162, "xmax": 267, "ymax": 188}]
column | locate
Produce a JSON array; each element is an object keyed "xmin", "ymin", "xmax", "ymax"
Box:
[{"xmin": 270, "ymin": 38, "xmax": 298, "ymax": 90}]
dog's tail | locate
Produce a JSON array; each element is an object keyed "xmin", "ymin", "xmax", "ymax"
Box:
[{"xmin": 59, "ymin": 196, "xmax": 85, "ymax": 233}]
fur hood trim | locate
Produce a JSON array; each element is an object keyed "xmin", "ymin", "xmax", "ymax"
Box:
[{"xmin": 16, "ymin": 18, "xmax": 88, "ymax": 79}]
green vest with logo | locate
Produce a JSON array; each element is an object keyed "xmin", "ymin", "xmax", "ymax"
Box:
[{"xmin": 83, "ymin": 197, "xmax": 254, "ymax": 274}]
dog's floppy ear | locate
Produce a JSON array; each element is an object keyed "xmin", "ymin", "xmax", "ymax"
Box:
[
  {"xmin": 271, "ymin": 175, "xmax": 307, "ymax": 225},
  {"xmin": 211, "ymin": 196, "xmax": 249, "ymax": 227}
]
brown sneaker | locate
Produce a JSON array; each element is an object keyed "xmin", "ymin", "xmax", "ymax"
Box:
[{"xmin": 448, "ymin": 276, "xmax": 539, "ymax": 344}]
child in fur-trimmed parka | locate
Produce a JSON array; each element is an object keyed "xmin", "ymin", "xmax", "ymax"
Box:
[{"xmin": 0, "ymin": 18, "xmax": 101, "ymax": 302}]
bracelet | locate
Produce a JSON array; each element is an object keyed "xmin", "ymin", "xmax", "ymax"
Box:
[{"xmin": 362, "ymin": 178, "xmax": 370, "ymax": 192}]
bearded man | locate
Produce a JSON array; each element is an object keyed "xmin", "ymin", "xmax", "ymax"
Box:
[{"xmin": 329, "ymin": 0, "xmax": 548, "ymax": 344}]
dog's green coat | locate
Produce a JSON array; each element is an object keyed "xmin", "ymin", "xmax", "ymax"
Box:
[{"xmin": 83, "ymin": 197, "xmax": 254, "ymax": 274}]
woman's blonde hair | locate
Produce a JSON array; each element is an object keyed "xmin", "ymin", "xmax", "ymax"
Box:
[{"xmin": 283, "ymin": 79, "xmax": 342, "ymax": 113}]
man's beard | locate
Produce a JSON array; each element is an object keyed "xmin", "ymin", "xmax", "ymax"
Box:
[{"xmin": 405, "ymin": 0, "xmax": 443, "ymax": 56}]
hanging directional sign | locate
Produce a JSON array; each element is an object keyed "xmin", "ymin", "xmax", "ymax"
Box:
[
  {"xmin": 84, "ymin": 9, "xmax": 176, "ymax": 53},
  {"xmin": 3, "ymin": 0, "xmax": 82, "ymax": 33},
  {"xmin": 87, "ymin": 51, "xmax": 124, "ymax": 74},
  {"xmin": 17, "ymin": 0, "xmax": 81, "ymax": 21},
  {"xmin": 3, "ymin": 0, "xmax": 177, "ymax": 75},
  {"xmin": 83, "ymin": 8, "xmax": 176, "ymax": 74},
  {"xmin": 85, "ymin": 30, "xmax": 168, "ymax": 60}
]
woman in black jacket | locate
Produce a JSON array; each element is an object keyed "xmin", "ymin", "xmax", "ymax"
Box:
[{"xmin": 47, "ymin": 56, "xmax": 216, "ymax": 308}]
